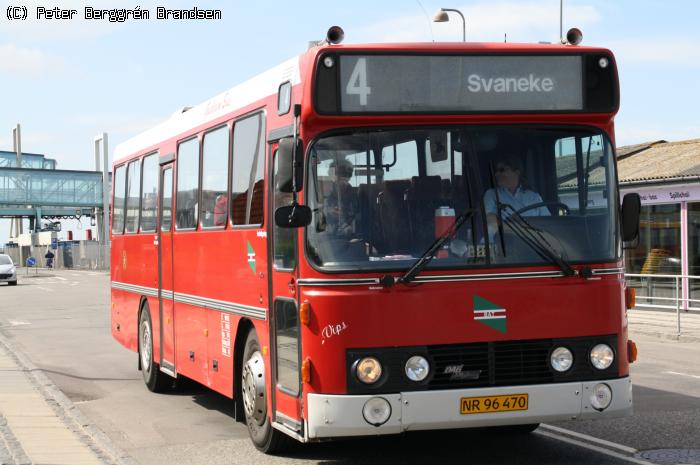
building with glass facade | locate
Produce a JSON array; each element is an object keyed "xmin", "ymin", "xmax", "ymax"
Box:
[{"xmin": 618, "ymin": 139, "xmax": 700, "ymax": 310}]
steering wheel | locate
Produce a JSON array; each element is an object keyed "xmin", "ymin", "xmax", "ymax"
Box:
[{"xmin": 514, "ymin": 201, "xmax": 570, "ymax": 216}]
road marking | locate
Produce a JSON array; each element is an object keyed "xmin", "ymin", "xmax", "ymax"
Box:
[
  {"xmin": 663, "ymin": 370, "xmax": 700, "ymax": 379},
  {"xmin": 36, "ymin": 286, "xmax": 52, "ymax": 292},
  {"xmin": 7, "ymin": 320, "xmax": 30, "ymax": 327},
  {"xmin": 541, "ymin": 424, "xmax": 638, "ymax": 454},
  {"xmin": 536, "ymin": 430, "xmax": 655, "ymax": 465},
  {"xmin": 54, "ymin": 276, "xmax": 67, "ymax": 281}
]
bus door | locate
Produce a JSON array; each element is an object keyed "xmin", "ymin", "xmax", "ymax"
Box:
[
  {"xmin": 268, "ymin": 144, "xmax": 303, "ymax": 435},
  {"xmin": 158, "ymin": 160, "xmax": 176, "ymax": 376}
]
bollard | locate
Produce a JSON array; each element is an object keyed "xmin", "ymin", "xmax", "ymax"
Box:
[{"xmin": 675, "ymin": 276, "xmax": 681, "ymax": 336}]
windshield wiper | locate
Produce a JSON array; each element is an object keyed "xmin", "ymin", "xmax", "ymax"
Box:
[
  {"xmin": 396, "ymin": 208, "xmax": 476, "ymax": 285},
  {"xmin": 498, "ymin": 204, "xmax": 576, "ymax": 277}
]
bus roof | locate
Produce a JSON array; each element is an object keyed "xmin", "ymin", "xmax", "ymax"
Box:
[
  {"xmin": 113, "ymin": 41, "xmax": 613, "ymax": 164},
  {"xmin": 113, "ymin": 56, "xmax": 301, "ymax": 163}
]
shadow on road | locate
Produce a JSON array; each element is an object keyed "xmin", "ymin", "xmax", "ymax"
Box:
[{"xmin": 556, "ymin": 384, "xmax": 700, "ymax": 452}]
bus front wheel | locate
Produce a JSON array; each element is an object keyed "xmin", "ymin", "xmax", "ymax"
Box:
[
  {"xmin": 241, "ymin": 329, "xmax": 292, "ymax": 454},
  {"xmin": 138, "ymin": 304, "xmax": 170, "ymax": 392}
]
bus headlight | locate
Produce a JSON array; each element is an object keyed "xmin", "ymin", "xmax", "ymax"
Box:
[
  {"xmin": 362, "ymin": 397, "xmax": 391, "ymax": 426},
  {"xmin": 550, "ymin": 346, "xmax": 574, "ymax": 372},
  {"xmin": 405, "ymin": 355, "xmax": 430, "ymax": 382},
  {"xmin": 590, "ymin": 344, "xmax": 614, "ymax": 370},
  {"xmin": 590, "ymin": 383, "xmax": 613, "ymax": 411},
  {"xmin": 355, "ymin": 357, "xmax": 382, "ymax": 384}
]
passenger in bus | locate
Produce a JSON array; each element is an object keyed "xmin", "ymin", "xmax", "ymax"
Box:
[
  {"xmin": 213, "ymin": 194, "xmax": 228, "ymax": 226},
  {"xmin": 324, "ymin": 158, "xmax": 358, "ymax": 238},
  {"xmin": 483, "ymin": 155, "xmax": 548, "ymax": 236}
]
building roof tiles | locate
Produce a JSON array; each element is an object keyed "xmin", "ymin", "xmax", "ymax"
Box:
[{"xmin": 617, "ymin": 138, "xmax": 700, "ymax": 185}]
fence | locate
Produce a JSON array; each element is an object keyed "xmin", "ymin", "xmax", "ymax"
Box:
[
  {"xmin": 626, "ymin": 273, "xmax": 700, "ymax": 335},
  {"xmin": 0, "ymin": 242, "xmax": 109, "ymax": 271}
]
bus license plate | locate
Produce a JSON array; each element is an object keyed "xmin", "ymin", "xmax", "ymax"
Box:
[{"xmin": 460, "ymin": 394, "xmax": 529, "ymax": 415}]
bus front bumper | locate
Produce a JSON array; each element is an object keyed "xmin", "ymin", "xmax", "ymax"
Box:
[{"xmin": 306, "ymin": 377, "xmax": 632, "ymax": 439}]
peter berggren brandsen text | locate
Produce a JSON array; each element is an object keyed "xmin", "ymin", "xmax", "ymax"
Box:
[{"xmin": 35, "ymin": 6, "xmax": 222, "ymax": 22}]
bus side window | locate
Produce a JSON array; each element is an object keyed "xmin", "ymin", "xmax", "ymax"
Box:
[
  {"xmin": 124, "ymin": 159, "xmax": 141, "ymax": 234},
  {"xmin": 112, "ymin": 165, "xmax": 126, "ymax": 235},
  {"xmin": 231, "ymin": 112, "xmax": 265, "ymax": 226},
  {"xmin": 175, "ymin": 137, "xmax": 200, "ymax": 230},
  {"xmin": 140, "ymin": 153, "xmax": 158, "ymax": 232},
  {"xmin": 201, "ymin": 126, "xmax": 229, "ymax": 228}
]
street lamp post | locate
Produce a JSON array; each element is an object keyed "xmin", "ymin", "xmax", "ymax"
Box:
[{"xmin": 432, "ymin": 8, "xmax": 466, "ymax": 42}]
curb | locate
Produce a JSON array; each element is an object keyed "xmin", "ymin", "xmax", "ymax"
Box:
[
  {"xmin": 629, "ymin": 328, "xmax": 700, "ymax": 343},
  {"xmin": 0, "ymin": 332, "xmax": 139, "ymax": 465}
]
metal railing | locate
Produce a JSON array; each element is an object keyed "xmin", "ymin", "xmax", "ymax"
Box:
[{"xmin": 626, "ymin": 273, "xmax": 700, "ymax": 335}]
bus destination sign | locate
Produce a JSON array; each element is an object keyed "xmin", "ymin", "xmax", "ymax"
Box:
[{"xmin": 338, "ymin": 55, "xmax": 583, "ymax": 113}]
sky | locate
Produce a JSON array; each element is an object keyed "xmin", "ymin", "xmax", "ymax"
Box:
[{"xmin": 1, "ymin": 0, "xmax": 699, "ymax": 243}]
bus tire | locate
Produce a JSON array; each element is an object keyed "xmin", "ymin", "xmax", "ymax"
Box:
[
  {"xmin": 138, "ymin": 304, "xmax": 170, "ymax": 393},
  {"xmin": 241, "ymin": 329, "xmax": 292, "ymax": 454}
]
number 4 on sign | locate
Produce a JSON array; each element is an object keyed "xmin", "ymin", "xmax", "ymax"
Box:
[{"xmin": 346, "ymin": 58, "xmax": 371, "ymax": 105}]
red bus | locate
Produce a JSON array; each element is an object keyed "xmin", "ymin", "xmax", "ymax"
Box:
[{"xmin": 111, "ymin": 27, "xmax": 641, "ymax": 453}]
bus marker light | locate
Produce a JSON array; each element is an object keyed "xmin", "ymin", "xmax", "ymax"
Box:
[
  {"xmin": 323, "ymin": 56, "xmax": 335, "ymax": 68},
  {"xmin": 625, "ymin": 288, "xmax": 635, "ymax": 309},
  {"xmin": 301, "ymin": 357, "xmax": 311, "ymax": 383},
  {"xmin": 628, "ymin": 340, "xmax": 638, "ymax": 363},
  {"xmin": 203, "ymin": 328, "xmax": 208, "ymax": 337},
  {"xmin": 262, "ymin": 345, "xmax": 268, "ymax": 356},
  {"xmin": 598, "ymin": 57, "xmax": 609, "ymax": 69},
  {"xmin": 300, "ymin": 301, "xmax": 311, "ymax": 325}
]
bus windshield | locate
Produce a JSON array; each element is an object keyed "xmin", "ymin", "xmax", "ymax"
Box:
[{"xmin": 306, "ymin": 126, "xmax": 618, "ymax": 272}]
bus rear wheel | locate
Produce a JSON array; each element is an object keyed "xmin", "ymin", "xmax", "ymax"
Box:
[
  {"xmin": 138, "ymin": 304, "xmax": 171, "ymax": 393},
  {"xmin": 241, "ymin": 329, "xmax": 292, "ymax": 454}
]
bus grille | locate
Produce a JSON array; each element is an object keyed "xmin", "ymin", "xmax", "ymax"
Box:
[{"xmin": 346, "ymin": 335, "xmax": 618, "ymax": 394}]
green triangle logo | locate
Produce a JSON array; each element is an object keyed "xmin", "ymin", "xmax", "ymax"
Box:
[
  {"xmin": 247, "ymin": 241, "xmax": 256, "ymax": 274},
  {"xmin": 473, "ymin": 295, "xmax": 507, "ymax": 334}
]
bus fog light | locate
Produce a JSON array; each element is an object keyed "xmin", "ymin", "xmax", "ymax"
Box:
[
  {"xmin": 362, "ymin": 397, "xmax": 391, "ymax": 426},
  {"xmin": 590, "ymin": 344, "xmax": 614, "ymax": 370},
  {"xmin": 550, "ymin": 347, "xmax": 573, "ymax": 372},
  {"xmin": 405, "ymin": 355, "xmax": 430, "ymax": 382},
  {"xmin": 590, "ymin": 383, "xmax": 612, "ymax": 411},
  {"xmin": 355, "ymin": 357, "xmax": 382, "ymax": 384}
]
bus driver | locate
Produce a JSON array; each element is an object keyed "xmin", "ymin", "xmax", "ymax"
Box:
[{"xmin": 484, "ymin": 155, "xmax": 549, "ymax": 237}]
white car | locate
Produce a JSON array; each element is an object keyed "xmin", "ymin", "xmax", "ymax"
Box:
[{"xmin": 0, "ymin": 254, "xmax": 17, "ymax": 286}]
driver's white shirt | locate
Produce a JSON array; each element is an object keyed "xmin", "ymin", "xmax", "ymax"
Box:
[{"xmin": 483, "ymin": 185, "xmax": 549, "ymax": 217}]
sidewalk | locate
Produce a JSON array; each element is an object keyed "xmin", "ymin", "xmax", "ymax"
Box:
[
  {"xmin": 0, "ymin": 338, "xmax": 116, "ymax": 465},
  {"xmin": 628, "ymin": 307, "xmax": 700, "ymax": 342}
]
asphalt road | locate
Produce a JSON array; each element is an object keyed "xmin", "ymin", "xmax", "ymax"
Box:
[{"xmin": 0, "ymin": 269, "xmax": 698, "ymax": 465}]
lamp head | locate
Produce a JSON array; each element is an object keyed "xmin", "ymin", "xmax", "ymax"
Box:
[{"xmin": 432, "ymin": 9, "xmax": 449, "ymax": 22}]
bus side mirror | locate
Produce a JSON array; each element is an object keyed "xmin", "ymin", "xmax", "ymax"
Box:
[
  {"xmin": 277, "ymin": 137, "xmax": 304, "ymax": 193},
  {"xmin": 621, "ymin": 193, "xmax": 641, "ymax": 242},
  {"xmin": 275, "ymin": 204, "xmax": 312, "ymax": 228}
]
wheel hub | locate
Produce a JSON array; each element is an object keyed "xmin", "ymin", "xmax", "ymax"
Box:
[
  {"xmin": 242, "ymin": 351, "xmax": 266, "ymax": 425},
  {"xmin": 140, "ymin": 321, "xmax": 152, "ymax": 371}
]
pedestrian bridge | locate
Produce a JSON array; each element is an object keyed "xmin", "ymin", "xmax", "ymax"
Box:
[{"xmin": 0, "ymin": 166, "xmax": 104, "ymax": 218}]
